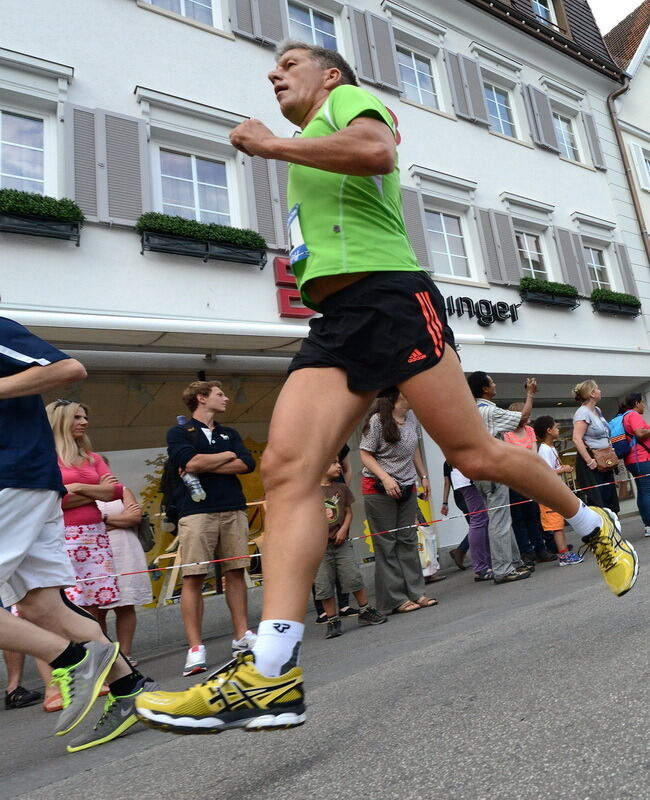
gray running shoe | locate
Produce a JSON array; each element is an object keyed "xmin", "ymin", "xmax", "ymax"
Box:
[
  {"xmin": 54, "ymin": 641, "xmax": 120, "ymax": 736},
  {"xmin": 66, "ymin": 677, "xmax": 159, "ymax": 753}
]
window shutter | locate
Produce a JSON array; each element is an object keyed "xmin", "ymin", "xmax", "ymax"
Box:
[
  {"xmin": 614, "ymin": 243, "xmax": 638, "ymax": 296},
  {"xmin": 246, "ymin": 156, "xmax": 278, "ymax": 248},
  {"xmin": 349, "ymin": 9, "xmax": 400, "ymax": 91},
  {"xmin": 229, "ymin": 0, "xmax": 256, "ymax": 40},
  {"xmin": 256, "ymin": 0, "xmax": 289, "ymax": 45},
  {"xmin": 630, "ymin": 142, "xmax": 650, "ymax": 191},
  {"xmin": 65, "ymin": 104, "xmax": 99, "ymax": 221},
  {"xmin": 274, "ymin": 159, "xmax": 289, "ymax": 250},
  {"xmin": 445, "ymin": 51, "xmax": 472, "ymax": 120},
  {"xmin": 476, "ymin": 209, "xmax": 520, "ymax": 285},
  {"xmin": 554, "ymin": 227, "xmax": 591, "ymax": 296},
  {"xmin": 444, "ymin": 52, "xmax": 488, "ymax": 125},
  {"xmin": 582, "ymin": 112, "xmax": 606, "ymax": 171},
  {"xmin": 524, "ymin": 85, "xmax": 559, "ymax": 153},
  {"xmin": 99, "ymin": 111, "xmax": 151, "ymax": 226},
  {"xmin": 400, "ymin": 187, "xmax": 431, "ymax": 270}
]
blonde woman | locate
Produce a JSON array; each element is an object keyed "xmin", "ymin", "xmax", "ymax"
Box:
[
  {"xmin": 46, "ymin": 400, "xmax": 123, "ymax": 615},
  {"xmin": 571, "ymin": 380, "xmax": 620, "ymax": 513}
]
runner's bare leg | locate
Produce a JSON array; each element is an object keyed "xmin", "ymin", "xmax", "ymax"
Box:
[{"xmin": 260, "ymin": 367, "xmax": 376, "ymax": 623}]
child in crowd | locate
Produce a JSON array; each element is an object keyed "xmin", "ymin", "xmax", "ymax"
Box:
[
  {"xmin": 315, "ymin": 461, "xmax": 387, "ymax": 639},
  {"xmin": 533, "ymin": 416, "xmax": 584, "ymax": 566}
]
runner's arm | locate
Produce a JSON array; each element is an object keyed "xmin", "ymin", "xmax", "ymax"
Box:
[
  {"xmin": 0, "ymin": 358, "xmax": 86, "ymax": 399},
  {"xmin": 230, "ymin": 116, "xmax": 395, "ymax": 176}
]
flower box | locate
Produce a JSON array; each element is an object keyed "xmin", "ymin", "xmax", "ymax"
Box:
[
  {"xmin": 140, "ymin": 230, "xmax": 267, "ymax": 268},
  {"xmin": 520, "ymin": 289, "xmax": 580, "ymax": 309},
  {"xmin": 592, "ymin": 300, "xmax": 641, "ymax": 318},
  {"xmin": 0, "ymin": 212, "xmax": 81, "ymax": 245}
]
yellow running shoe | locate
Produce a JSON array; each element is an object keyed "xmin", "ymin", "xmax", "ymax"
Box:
[
  {"xmin": 581, "ymin": 507, "xmax": 638, "ymax": 597},
  {"xmin": 135, "ymin": 652, "xmax": 305, "ymax": 734}
]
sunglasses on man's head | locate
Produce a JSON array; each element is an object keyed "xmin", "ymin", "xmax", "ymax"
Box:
[{"xmin": 54, "ymin": 399, "xmax": 73, "ymax": 408}]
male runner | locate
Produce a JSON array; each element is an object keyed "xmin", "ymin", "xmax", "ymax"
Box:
[
  {"xmin": 136, "ymin": 42, "xmax": 638, "ymax": 735},
  {"xmin": 0, "ymin": 316, "xmax": 155, "ymax": 753}
]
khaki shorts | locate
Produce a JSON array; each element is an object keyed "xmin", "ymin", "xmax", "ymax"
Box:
[
  {"xmin": 314, "ymin": 539, "xmax": 364, "ymax": 600},
  {"xmin": 178, "ymin": 511, "xmax": 250, "ymax": 576}
]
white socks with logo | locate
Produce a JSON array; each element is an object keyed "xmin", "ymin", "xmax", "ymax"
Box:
[
  {"xmin": 252, "ymin": 620, "xmax": 304, "ymax": 677},
  {"xmin": 566, "ymin": 503, "xmax": 602, "ymax": 539}
]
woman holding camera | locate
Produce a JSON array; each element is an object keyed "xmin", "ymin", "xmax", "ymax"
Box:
[{"xmin": 360, "ymin": 388, "xmax": 435, "ymax": 614}]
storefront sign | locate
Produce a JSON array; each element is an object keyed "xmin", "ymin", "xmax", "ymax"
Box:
[
  {"xmin": 274, "ymin": 257, "xmax": 315, "ymax": 318},
  {"xmin": 445, "ymin": 295, "xmax": 520, "ymax": 327}
]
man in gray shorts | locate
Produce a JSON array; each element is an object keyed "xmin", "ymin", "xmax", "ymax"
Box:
[{"xmin": 0, "ymin": 316, "xmax": 155, "ymax": 753}]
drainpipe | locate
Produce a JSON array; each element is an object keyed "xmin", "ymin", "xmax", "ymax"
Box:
[{"xmin": 607, "ymin": 77, "xmax": 650, "ymax": 266}]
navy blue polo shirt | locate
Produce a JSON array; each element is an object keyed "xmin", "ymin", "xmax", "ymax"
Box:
[
  {"xmin": 0, "ymin": 317, "xmax": 68, "ymax": 493},
  {"xmin": 167, "ymin": 418, "xmax": 255, "ymax": 518}
]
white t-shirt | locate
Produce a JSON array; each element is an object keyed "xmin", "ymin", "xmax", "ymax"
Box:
[
  {"xmin": 538, "ymin": 442, "xmax": 560, "ymax": 471},
  {"xmin": 450, "ymin": 467, "xmax": 471, "ymax": 490}
]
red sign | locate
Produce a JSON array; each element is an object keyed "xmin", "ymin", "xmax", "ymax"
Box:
[{"xmin": 274, "ymin": 257, "xmax": 315, "ymax": 319}]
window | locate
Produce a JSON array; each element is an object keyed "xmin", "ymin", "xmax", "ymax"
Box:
[
  {"xmin": 149, "ymin": 0, "xmax": 215, "ymax": 26},
  {"xmin": 425, "ymin": 210, "xmax": 469, "ymax": 277},
  {"xmin": 553, "ymin": 113, "xmax": 580, "ymax": 161},
  {"xmin": 531, "ymin": 0, "xmax": 559, "ymax": 29},
  {"xmin": 483, "ymin": 83, "xmax": 515, "ymax": 137},
  {"xmin": 584, "ymin": 246, "xmax": 610, "ymax": 290},
  {"xmin": 516, "ymin": 232, "xmax": 547, "ymax": 280},
  {"xmin": 160, "ymin": 149, "xmax": 230, "ymax": 224},
  {"xmin": 0, "ymin": 110, "xmax": 44, "ymax": 194},
  {"xmin": 288, "ymin": 2, "xmax": 336, "ymax": 49},
  {"xmin": 396, "ymin": 48, "xmax": 438, "ymax": 109}
]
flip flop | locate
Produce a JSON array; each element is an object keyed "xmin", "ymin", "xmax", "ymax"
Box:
[
  {"xmin": 414, "ymin": 596, "xmax": 438, "ymax": 608},
  {"xmin": 392, "ymin": 600, "xmax": 419, "ymax": 614}
]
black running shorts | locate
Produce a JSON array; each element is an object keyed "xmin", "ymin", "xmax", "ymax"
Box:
[{"xmin": 288, "ymin": 271, "xmax": 456, "ymax": 392}]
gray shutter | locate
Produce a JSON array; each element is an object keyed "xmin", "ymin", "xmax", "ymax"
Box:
[
  {"xmin": 400, "ymin": 187, "xmax": 431, "ymax": 270},
  {"xmin": 630, "ymin": 143, "xmax": 650, "ymax": 191},
  {"xmin": 477, "ymin": 209, "xmax": 505, "ymax": 284},
  {"xmin": 582, "ymin": 112, "xmax": 606, "ymax": 171},
  {"xmin": 445, "ymin": 51, "xmax": 472, "ymax": 120},
  {"xmin": 614, "ymin": 243, "xmax": 638, "ymax": 296},
  {"xmin": 524, "ymin": 85, "xmax": 559, "ymax": 153},
  {"xmin": 349, "ymin": 7, "xmax": 377, "ymax": 85},
  {"xmin": 230, "ymin": 0, "xmax": 256, "ymax": 40},
  {"xmin": 65, "ymin": 104, "xmax": 99, "ymax": 220},
  {"xmin": 99, "ymin": 111, "xmax": 150, "ymax": 226},
  {"xmin": 246, "ymin": 156, "xmax": 278, "ymax": 248},
  {"xmin": 366, "ymin": 12, "xmax": 401, "ymax": 91},
  {"xmin": 257, "ymin": 0, "xmax": 289, "ymax": 45},
  {"xmin": 274, "ymin": 160, "xmax": 289, "ymax": 250},
  {"xmin": 460, "ymin": 56, "xmax": 489, "ymax": 126},
  {"xmin": 554, "ymin": 227, "xmax": 591, "ymax": 296}
]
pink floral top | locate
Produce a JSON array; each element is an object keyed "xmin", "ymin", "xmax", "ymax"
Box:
[{"xmin": 59, "ymin": 453, "xmax": 123, "ymax": 527}]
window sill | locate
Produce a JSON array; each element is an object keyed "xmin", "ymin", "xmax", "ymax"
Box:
[
  {"xmin": 558, "ymin": 156, "xmax": 596, "ymax": 172},
  {"xmin": 399, "ymin": 97, "xmax": 456, "ymax": 121},
  {"xmin": 136, "ymin": 1, "xmax": 235, "ymax": 40},
  {"xmin": 429, "ymin": 273, "xmax": 490, "ymax": 290},
  {"xmin": 488, "ymin": 130, "xmax": 534, "ymax": 150}
]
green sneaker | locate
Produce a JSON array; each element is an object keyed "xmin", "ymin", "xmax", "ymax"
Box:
[
  {"xmin": 53, "ymin": 641, "xmax": 120, "ymax": 736},
  {"xmin": 66, "ymin": 677, "xmax": 159, "ymax": 753}
]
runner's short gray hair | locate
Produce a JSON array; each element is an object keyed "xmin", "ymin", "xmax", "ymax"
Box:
[{"xmin": 276, "ymin": 40, "xmax": 359, "ymax": 87}]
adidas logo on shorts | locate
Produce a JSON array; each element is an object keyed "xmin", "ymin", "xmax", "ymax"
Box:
[{"xmin": 407, "ymin": 348, "xmax": 426, "ymax": 363}]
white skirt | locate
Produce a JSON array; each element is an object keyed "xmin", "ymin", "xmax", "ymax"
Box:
[{"xmin": 104, "ymin": 528, "xmax": 153, "ymax": 608}]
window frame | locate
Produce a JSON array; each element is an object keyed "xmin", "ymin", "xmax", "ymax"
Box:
[
  {"xmin": 424, "ymin": 207, "xmax": 471, "ymax": 280},
  {"xmin": 152, "ymin": 143, "xmax": 240, "ymax": 227},
  {"xmin": 531, "ymin": 0, "xmax": 560, "ymax": 30},
  {"xmin": 514, "ymin": 229, "xmax": 548, "ymax": 281},
  {"xmin": 552, "ymin": 110, "xmax": 581, "ymax": 163},
  {"xmin": 287, "ymin": 0, "xmax": 339, "ymax": 51},
  {"xmin": 483, "ymin": 81, "xmax": 516, "ymax": 138},
  {"xmin": 582, "ymin": 243, "xmax": 612, "ymax": 291},
  {"xmin": 0, "ymin": 104, "xmax": 56, "ymax": 197},
  {"xmin": 395, "ymin": 44, "xmax": 439, "ymax": 110},
  {"xmin": 145, "ymin": 0, "xmax": 223, "ymax": 28}
]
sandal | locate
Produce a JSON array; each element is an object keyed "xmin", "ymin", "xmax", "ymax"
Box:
[
  {"xmin": 392, "ymin": 600, "xmax": 419, "ymax": 614},
  {"xmin": 42, "ymin": 691, "xmax": 64, "ymax": 713},
  {"xmin": 414, "ymin": 596, "xmax": 438, "ymax": 608}
]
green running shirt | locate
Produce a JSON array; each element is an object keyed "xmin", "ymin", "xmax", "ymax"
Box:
[{"xmin": 286, "ymin": 84, "xmax": 421, "ymax": 309}]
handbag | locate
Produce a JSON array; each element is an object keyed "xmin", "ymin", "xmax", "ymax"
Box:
[
  {"xmin": 591, "ymin": 445, "xmax": 618, "ymax": 472},
  {"xmin": 136, "ymin": 513, "xmax": 155, "ymax": 552}
]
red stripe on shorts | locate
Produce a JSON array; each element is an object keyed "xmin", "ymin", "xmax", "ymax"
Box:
[
  {"xmin": 415, "ymin": 292, "xmax": 443, "ymax": 358},
  {"xmin": 421, "ymin": 292, "xmax": 444, "ymax": 344}
]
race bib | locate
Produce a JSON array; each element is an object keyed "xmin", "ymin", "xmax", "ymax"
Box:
[{"xmin": 288, "ymin": 203, "xmax": 310, "ymax": 266}]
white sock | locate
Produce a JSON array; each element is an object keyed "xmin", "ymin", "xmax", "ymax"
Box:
[
  {"xmin": 566, "ymin": 502, "xmax": 602, "ymax": 539},
  {"xmin": 252, "ymin": 620, "xmax": 304, "ymax": 677}
]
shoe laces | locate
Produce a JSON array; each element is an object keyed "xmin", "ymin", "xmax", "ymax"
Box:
[
  {"xmin": 579, "ymin": 534, "xmax": 616, "ymax": 572},
  {"xmin": 50, "ymin": 668, "xmax": 73, "ymax": 706},
  {"xmin": 93, "ymin": 694, "xmax": 117, "ymax": 730},
  {"xmin": 201, "ymin": 651, "xmax": 247, "ymax": 686}
]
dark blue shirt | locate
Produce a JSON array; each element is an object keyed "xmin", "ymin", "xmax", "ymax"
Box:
[
  {"xmin": 166, "ymin": 419, "xmax": 255, "ymax": 518},
  {"xmin": 0, "ymin": 317, "xmax": 68, "ymax": 493}
]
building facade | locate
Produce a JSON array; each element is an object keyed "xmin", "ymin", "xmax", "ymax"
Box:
[{"xmin": 2, "ymin": 0, "xmax": 650, "ymax": 550}]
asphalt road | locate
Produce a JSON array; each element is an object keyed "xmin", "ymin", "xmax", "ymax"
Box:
[{"xmin": 3, "ymin": 520, "xmax": 649, "ymax": 800}]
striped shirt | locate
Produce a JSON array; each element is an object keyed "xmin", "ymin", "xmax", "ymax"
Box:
[{"xmin": 476, "ymin": 398, "xmax": 522, "ymax": 439}]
